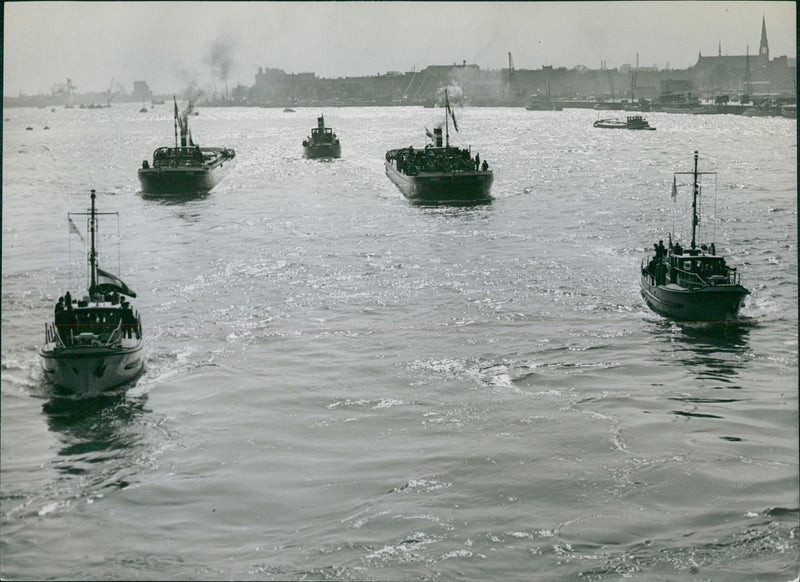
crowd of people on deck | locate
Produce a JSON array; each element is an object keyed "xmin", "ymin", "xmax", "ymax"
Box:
[
  {"xmin": 645, "ymin": 239, "xmax": 731, "ymax": 287},
  {"xmin": 53, "ymin": 291, "xmax": 140, "ymax": 346},
  {"xmin": 392, "ymin": 146, "xmax": 490, "ymax": 175}
]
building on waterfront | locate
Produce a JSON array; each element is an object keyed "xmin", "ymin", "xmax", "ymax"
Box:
[{"xmin": 690, "ymin": 16, "xmax": 796, "ymax": 96}]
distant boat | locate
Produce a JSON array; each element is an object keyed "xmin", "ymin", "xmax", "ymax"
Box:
[
  {"xmin": 137, "ymin": 97, "xmax": 235, "ymax": 195},
  {"xmin": 640, "ymin": 151, "xmax": 749, "ymax": 322},
  {"xmin": 525, "ymin": 84, "xmax": 562, "ymax": 111},
  {"xmin": 139, "ymin": 101, "xmax": 148, "ymax": 113},
  {"xmin": 39, "ymin": 190, "xmax": 144, "ymax": 394},
  {"xmin": 302, "ymin": 115, "xmax": 341, "ymax": 159},
  {"xmin": 593, "ymin": 115, "xmax": 655, "ymax": 130},
  {"xmin": 283, "ymin": 108, "xmax": 296, "ymax": 113},
  {"xmin": 385, "ymin": 89, "xmax": 493, "ymax": 204},
  {"xmin": 25, "ymin": 126, "xmax": 33, "ymax": 131}
]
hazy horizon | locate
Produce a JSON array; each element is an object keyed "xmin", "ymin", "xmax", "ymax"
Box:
[{"xmin": 3, "ymin": 1, "xmax": 796, "ymax": 96}]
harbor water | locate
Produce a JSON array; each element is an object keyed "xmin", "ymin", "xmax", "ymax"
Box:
[{"xmin": 1, "ymin": 105, "xmax": 797, "ymax": 580}]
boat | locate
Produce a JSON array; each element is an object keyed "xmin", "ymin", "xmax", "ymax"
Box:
[
  {"xmin": 138, "ymin": 97, "xmax": 235, "ymax": 195},
  {"xmin": 640, "ymin": 151, "xmax": 749, "ymax": 322},
  {"xmin": 385, "ymin": 89, "xmax": 493, "ymax": 204},
  {"xmin": 283, "ymin": 108, "xmax": 295, "ymax": 113},
  {"xmin": 302, "ymin": 115, "xmax": 341, "ymax": 159},
  {"xmin": 39, "ymin": 190, "xmax": 144, "ymax": 394},
  {"xmin": 593, "ymin": 115, "xmax": 655, "ymax": 130},
  {"xmin": 525, "ymin": 85, "xmax": 562, "ymax": 111}
]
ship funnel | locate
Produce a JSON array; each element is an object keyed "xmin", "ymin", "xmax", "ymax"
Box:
[{"xmin": 433, "ymin": 127, "xmax": 443, "ymax": 147}]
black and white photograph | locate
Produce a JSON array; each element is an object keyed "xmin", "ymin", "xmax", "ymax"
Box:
[{"xmin": 1, "ymin": 1, "xmax": 797, "ymax": 579}]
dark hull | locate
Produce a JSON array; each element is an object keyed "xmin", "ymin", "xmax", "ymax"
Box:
[
  {"xmin": 385, "ymin": 162, "xmax": 493, "ymax": 203},
  {"xmin": 138, "ymin": 148, "xmax": 233, "ymax": 195},
  {"xmin": 640, "ymin": 276, "xmax": 748, "ymax": 322},
  {"xmin": 303, "ymin": 143, "xmax": 341, "ymax": 159},
  {"xmin": 39, "ymin": 343, "xmax": 144, "ymax": 394},
  {"xmin": 138, "ymin": 166, "xmax": 223, "ymax": 194},
  {"xmin": 594, "ymin": 121, "xmax": 655, "ymax": 130}
]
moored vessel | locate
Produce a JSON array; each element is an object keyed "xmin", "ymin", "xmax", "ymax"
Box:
[
  {"xmin": 39, "ymin": 190, "xmax": 144, "ymax": 394},
  {"xmin": 138, "ymin": 97, "xmax": 235, "ymax": 195},
  {"xmin": 302, "ymin": 115, "xmax": 341, "ymax": 159},
  {"xmin": 385, "ymin": 89, "xmax": 493, "ymax": 204},
  {"xmin": 640, "ymin": 152, "xmax": 749, "ymax": 322}
]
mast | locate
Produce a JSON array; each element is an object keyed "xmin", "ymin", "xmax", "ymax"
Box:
[
  {"xmin": 89, "ymin": 189, "xmax": 98, "ymax": 291},
  {"xmin": 691, "ymin": 151, "xmax": 699, "ymax": 250},
  {"xmin": 173, "ymin": 96, "xmax": 179, "ymax": 150},
  {"xmin": 674, "ymin": 152, "xmax": 716, "ymax": 252},
  {"xmin": 444, "ymin": 89, "xmax": 450, "ymax": 148}
]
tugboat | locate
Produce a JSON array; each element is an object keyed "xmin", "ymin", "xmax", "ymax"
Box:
[
  {"xmin": 385, "ymin": 89, "xmax": 493, "ymax": 204},
  {"xmin": 39, "ymin": 190, "xmax": 144, "ymax": 394},
  {"xmin": 640, "ymin": 152, "xmax": 749, "ymax": 322},
  {"xmin": 138, "ymin": 97, "xmax": 235, "ymax": 195},
  {"xmin": 302, "ymin": 115, "xmax": 341, "ymax": 159},
  {"xmin": 593, "ymin": 115, "xmax": 655, "ymax": 130}
]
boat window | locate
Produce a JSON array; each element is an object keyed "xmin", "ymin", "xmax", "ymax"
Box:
[{"xmin": 683, "ymin": 261, "xmax": 692, "ymax": 270}]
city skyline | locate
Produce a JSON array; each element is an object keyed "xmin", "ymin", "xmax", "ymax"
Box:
[{"xmin": 4, "ymin": 1, "xmax": 796, "ymax": 96}]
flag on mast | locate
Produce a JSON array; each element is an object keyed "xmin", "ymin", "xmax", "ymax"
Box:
[
  {"xmin": 68, "ymin": 217, "xmax": 85, "ymax": 242},
  {"xmin": 445, "ymin": 89, "xmax": 458, "ymax": 132},
  {"xmin": 96, "ymin": 267, "xmax": 137, "ymax": 298}
]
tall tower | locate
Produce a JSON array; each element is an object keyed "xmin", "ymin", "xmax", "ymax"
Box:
[{"xmin": 759, "ymin": 15, "xmax": 769, "ymax": 61}]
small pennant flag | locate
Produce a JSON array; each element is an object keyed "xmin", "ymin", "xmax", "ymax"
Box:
[
  {"xmin": 68, "ymin": 217, "xmax": 84, "ymax": 242},
  {"xmin": 671, "ymin": 175, "xmax": 677, "ymax": 200},
  {"xmin": 425, "ymin": 127, "xmax": 434, "ymax": 139}
]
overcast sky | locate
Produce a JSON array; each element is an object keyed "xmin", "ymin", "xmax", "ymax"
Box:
[{"xmin": 3, "ymin": 1, "xmax": 796, "ymax": 96}]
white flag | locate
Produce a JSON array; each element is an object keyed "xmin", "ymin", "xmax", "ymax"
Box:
[{"xmin": 68, "ymin": 217, "xmax": 84, "ymax": 242}]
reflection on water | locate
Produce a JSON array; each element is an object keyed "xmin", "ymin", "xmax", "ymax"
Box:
[
  {"xmin": 42, "ymin": 391, "xmax": 150, "ymax": 485},
  {"xmin": 409, "ymin": 197, "xmax": 493, "ymax": 209},
  {"xmin": 652, "ymin": 320, "xmax": 752, "ymax": 387},
  {"xmin": 651, "ymin": 321, "xmax": 754, "ymax": 424},
  {"xmin": 140, "ymin": 190, "xmax": 212, "ymax": 205}
]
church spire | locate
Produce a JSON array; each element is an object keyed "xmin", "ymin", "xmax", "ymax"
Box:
[{"xmin": 759, "ymin": 14, "xmax": 769, "ymax": 60}]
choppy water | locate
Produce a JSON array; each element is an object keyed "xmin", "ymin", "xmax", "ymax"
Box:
[{"xmin": 1, "ymin": 104, "xmax": 797, "ymax": 580}]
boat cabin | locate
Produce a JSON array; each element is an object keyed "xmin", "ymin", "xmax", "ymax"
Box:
[
  {"xmin": 306, "ymin": 116, "xmax": 338, "ymax": 146},
  {"xmin": 668, "ymin": 251, "xmax": 738, "ymax": 288}
]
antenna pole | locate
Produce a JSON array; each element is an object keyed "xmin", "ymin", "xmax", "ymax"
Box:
[
  {"xmin": 444, "ymin": 89, "xmax": 450, "ymax": 148},
  {"xmin": 691, "ymin": 151, "xmax": 699, "ymax": 250},
  {"xmin": 173, "ymin": 96, "xmax": 179, "ymax": 151},
  {"xmin": 89, "ymin": 190, "xmax": 98, "ymax": 292}
]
